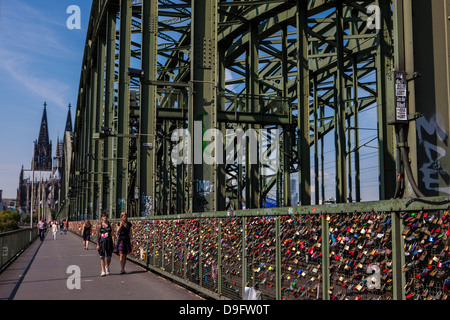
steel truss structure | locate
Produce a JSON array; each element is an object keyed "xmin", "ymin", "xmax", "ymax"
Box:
[{"xmin": 59, "ymin": 0, "xmax": 450, "ymax": 219}]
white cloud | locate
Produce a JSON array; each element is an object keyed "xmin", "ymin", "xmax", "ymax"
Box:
[
  {"xmin": 0, "ymin": 1, "xmax": 77, "ymax": 110},
  {"xmin": 0, "ymin": 48, "xmax": 70, "ymax": 110},
  {"xmin": 0, "ymin": 1, "xmax": 73, "ymax": 58},
  {"xmin": 0, "ymin": 1, "xmax": 83, "ymax": 199}
]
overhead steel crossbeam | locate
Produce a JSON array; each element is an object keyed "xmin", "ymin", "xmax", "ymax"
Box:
[{"xmin": 66, "ymin": 0, "xmax": 397, "ymax": 219}]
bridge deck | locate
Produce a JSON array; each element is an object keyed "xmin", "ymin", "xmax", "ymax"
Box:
[{"xmin": 0, "ymin": 230, "xmax": 202, "ymax": 300}]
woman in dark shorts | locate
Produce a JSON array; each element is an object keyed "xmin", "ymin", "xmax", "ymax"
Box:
[
  {"xmin": 116, "ymin": 212, "xmax": 132, "ymax": 274},
  {"xmin": 96, "ymin": 212, "xmax": 114, "ymax": 276},
  {"xmin": 81, "ymin": 220, "xmax": 92, "ymax": 250}
]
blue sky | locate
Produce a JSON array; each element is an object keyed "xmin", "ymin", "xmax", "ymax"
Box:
[
  {"xmin": 0, "ymin": 0, "xmax": 92, "ymax": 198},
  {"xmin": 0, "ymin": 1, "xmax": 380, "ymax": 203}
]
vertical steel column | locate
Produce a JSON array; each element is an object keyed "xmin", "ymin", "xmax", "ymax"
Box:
[
  {"xmin": 74, "ymin": 124, "xmax": 80, "ymax": 220},
  {"xmin": 350, "ymin": 10, "xmax": 361, "ymax": 203},
  {"xmin": 217, "ymin": 219, "xmax": 222, "ymax": 295},
  {"xmin": 95, "ymin": 37, "xmax": 105, "ymax": 220},
  {"xmin": 77, "ymin": 131, "xmax": 82, "ymax": 220},
  {"xmin": 296, "ymin": 0, "xmax": 311, "ymax": 206},
  {"xmin": 241, "ymin": 216, "xmax": 247, "ymax": 299},
  {"xmin": 320, "ymin": 105, "xmax": 325, "ymax": 204},
  {"xmin": 246, "ymin": 21, "xmax": 260, "ymax": 209},
  {"xmin": 176, "ymin": 126, "xmax": 185, "ymax": 214},
  {"xmin": 84, "ymin": 84, "xmax": 91, "ymax": 220},
  {"xmin": 238, "ymin": 163, "xmax": 243, "ymax": 210},
  {"xmin": 77, "ymin": 103, "xmax": 83, "ymax": 220},
  {"xmin": 275, "ymin": 217, "xmax": 281, "ymax": 300},
  {"xmin": 104, "ymin": 8, "xmax": 116, "ymax": 219},
  {"xmin": 282, "ymin": 23, "xmax": 291, "ymax": 207},
  {"xmin": 391, "ymin": 0, "xmax": 406, "ymax": 300},
  {"xmin": 89, "ymin": 62, "xmax": 98, "ymax": 220},
  {"xmin": 376, "ymin": 0, "xmax": 396, "ymax": 200},
  {"xmin": 116, "ymin": 0, "xmax": 132, "ymax": 217},
  {"xmin": 168, "ymin": 137, "xmax": 175, "ymax": 214},
  {"xmin": 78, "ymin": 100, "xmax": 84, "ymax": 220},
  {"xmin": 72, "ymin": 150, "xmax": 80, "ymax": 221},
  {"xmin": 335, "ymin": 2, "xmax": 348, "ymax": 204},
  {"xmin": 162, "ymin": 127, "xmax": 169, "ymax": 214},
  {"xmin": 406, "ymin": 0, "xmax": 450, "ymax": 196},
  {"xmin": 313, "ymin": 76, "xmax": 320, "ymax": 205},
  {"xmin": 217, "ymin": 45, "xmax": 227, "ymax": 212},
  {"xmin": 346, "ymin": 88, "xmax": 353, "ymax": 203},
  {"xmin": 189, "ymin": 0, "xmax": 218, "ymax": 213},
  {"xmin": 199, "ymin": 221, "xmax": 203, "ymax": 287},
  {"xmin": 83, "ymin": 90, "xmax": 90, "ymax": 219},
  {"xmin": 140, "ymin": 0, "xmax": 158, "ymax": 216},
  {"xmin": 402, "ymin": 0, "xmax": 418, "ymax": 198},
  {"xmin": 352, "ymin": 57, "xmax": 361, "ymax": 202},
  {"xmin": 321, "ymin": 214, "xmax": 330, "ymax": 300}
]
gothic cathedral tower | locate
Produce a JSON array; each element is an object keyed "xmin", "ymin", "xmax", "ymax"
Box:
[
  {"xmin": 17, "ymin": 103, "xmax": 72, "ymax": 214},
  {"xmin": 32, "ymin": 102, "xmax": 52, "ymax": 171}
]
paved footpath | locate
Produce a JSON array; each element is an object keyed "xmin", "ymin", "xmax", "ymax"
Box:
[{"xmin": 0, "ymin": 230, "xmax": 202, "ymax": 300}]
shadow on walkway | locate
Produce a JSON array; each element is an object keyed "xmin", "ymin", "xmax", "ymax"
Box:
[{"xmin": 0, "ymin": 231, "xmax": 203, "ymax": 301}]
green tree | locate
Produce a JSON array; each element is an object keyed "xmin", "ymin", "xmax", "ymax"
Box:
[{"xmin": 0, "ymin": 210, "xmax": 20, "ymax": 233}]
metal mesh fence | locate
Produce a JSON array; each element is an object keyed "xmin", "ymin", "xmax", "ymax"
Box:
[
  {"xmin": 68, "ymin": 208, "xmax": 449, "ymax": 300},
  {"xmin": 0, "ymin": 228, "xmax": 39, "ymax": 272},
  {"xmin": 403, "ymin": 210, "xmax": 450, "ymax": 300},
  {"xmin": 328, "ymin": 212, "xmax": 393, "ymax": 300}
]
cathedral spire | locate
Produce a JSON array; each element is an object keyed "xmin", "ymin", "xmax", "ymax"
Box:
[
  {"xmin": 32, "ymin": 102, "xmax": 52, "ymax": 171},
  {"xmin": 20, "ymin": 165, "xmax": 24, "ymax": 182},
  {"xmin": 65, "ymin": 103, "xmax": 73, "ymax": 132},
  {"xmin": 38, "ymin": 101, "xmax": 50, "ymax": 146}
]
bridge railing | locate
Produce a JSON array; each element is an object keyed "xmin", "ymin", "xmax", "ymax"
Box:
[
  {"xmin": 69, "ymin": 196, "xmax": 450, "ymax": 300},
  {"xmin": 0, "ymin": 228, "xmax": 39, "ymax": 272}
]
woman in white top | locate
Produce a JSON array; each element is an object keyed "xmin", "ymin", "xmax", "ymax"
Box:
[{"xmin": 52, "ymin": 221, "xmax": 58, "ymax": 240}]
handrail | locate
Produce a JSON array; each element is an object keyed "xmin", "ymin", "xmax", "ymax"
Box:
[{"xmin": 0, "ymin": 228, "xmax": 39, "ymax": 272}]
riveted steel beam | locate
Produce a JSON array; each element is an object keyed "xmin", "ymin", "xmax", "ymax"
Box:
[
  {"xmin": 63, "ymin": 0, "xmax": 447, "ymax": 227},
  {"xmin": 115, "ymin": 0, "xmax": 132, "ymax": 217}
]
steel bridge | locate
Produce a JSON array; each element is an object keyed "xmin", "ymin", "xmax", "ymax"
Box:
[
  {"xmin": 59, "ymin": 0, "xmax": 449, "ymax": 219},
  {"xmin": 52, "ymin": 0, "xmax": 450, "ymax": 301}
]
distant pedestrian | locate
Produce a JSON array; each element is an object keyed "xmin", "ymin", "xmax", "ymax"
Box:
[
  {"xmin": 97, "ymin": 212, "xmax": 114, "ymax": 276},
  {"xmin": 52, "ymin": 221, "xmax": 58, "ymax": 240},
  {"xmin": 63, "ymin": 219, "xmax": 68, "ymax": 234},
  {"xmin": 43, "ymin": 219, "xmax": 48, "ymax": 235},
  {"xmin": 116, "ymin": 212, "xmax": 132, "ymax": 274},
  {"xmin": 60, "ymin": 220, "xmax": 64, "ymax": 234},
  {"xmin": 81, "ymin": 220, "xmax": 92, "ymax": 250},
  {"xmin": 38, "ymin": 219, "xmax": 47, "ymax": 241}
]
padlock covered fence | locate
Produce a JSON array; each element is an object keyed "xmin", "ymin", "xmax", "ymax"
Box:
[{"xmin": 69, "ymin": 197, "xmax": 450, "ymax": 300}]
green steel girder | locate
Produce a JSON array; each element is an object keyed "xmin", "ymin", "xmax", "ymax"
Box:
[
  {"xmin": 62, "ymin": 0, "xmax": 446, "ymax": 221},
  {"xmin": 127, "ymin": 195, "xmax": 450, "ymax": 220}
]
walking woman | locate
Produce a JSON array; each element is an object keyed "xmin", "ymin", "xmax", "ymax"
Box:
[
  {"xmin": 81, "ymin": 220, "xmax": 92, "ymax": 250},
  {"xmin": 52, "ymin": 221, "xmax": 58, "ymax": 240},
  {"xmin": 96, "ymin": 212, "xmax": 114, "ymax": 276},
  {"xmin": 63, "ymin": 219, "xmax": 69, "ymax": 234},
  {"xmin": 116, "ymin": 212, "xmax": 132, "ymax": 274}
]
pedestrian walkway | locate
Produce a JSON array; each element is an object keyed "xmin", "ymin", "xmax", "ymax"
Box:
[{"xmin": 0, "ymin": 230, "xmax": 203, "ymax": 300}]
